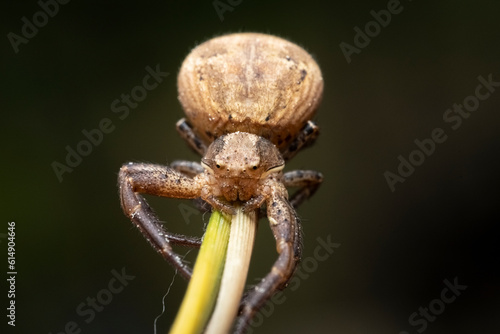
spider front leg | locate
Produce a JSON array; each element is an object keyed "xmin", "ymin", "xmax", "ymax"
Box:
[
  {"xmin": 283, "ymin": 169, "xmax": 323, "ymax": 209},
  {"xmin": 118, "ymin": 162, "xmax": 204, "ymax": 280},
  {"xmin": 235, "ymin": 187, "xmax": 302, "ymax": 333},
  {"xmin": 170, "ymin": 160, "xmax": 214, "ymax": 214}
]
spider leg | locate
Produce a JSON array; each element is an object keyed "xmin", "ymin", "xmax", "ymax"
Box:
[
  {"xmin": 118, "ymin": 162, "xmax": 204, "ymax": 280},
  {"xmin": 252, "ymin": 168, "xmax": 323, "ymax": 220},
  {"xmin": 170, "ymin": 160, "xmax": 204, "ymax": 177},
  {"xmin": 176, "ymin": 118, "xmax": 207, "ymax": 156},
  {"xmin": 283, "ymin": 169, "xmax": 323, "ymax": 209},
  {"xmin": 169, "ymin": 160, "xmax": 213, "ymax": 214},
  {"xmin": 281, "ymin": 120, "xmax": 319, "ymax": 161},
  {"xmin": 242, "ymin": 194, "xmax": 266, "ymax": 212},
  {"xmin": 203, "ymin": 194, "xmax": 237, "ymax": 215},
  {"xmin": 234, "ymin": 192, "xmax": 302, "ymax": 333}
]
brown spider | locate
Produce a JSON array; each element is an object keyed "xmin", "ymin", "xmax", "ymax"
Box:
[{"xmin": 118, "ymin": 33, "xmax": 324, "ymax": 333}]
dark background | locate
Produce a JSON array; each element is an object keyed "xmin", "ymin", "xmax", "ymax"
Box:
[{"xmin": 2, "ymin": 1, "xmax": 499, "ymax": 333}]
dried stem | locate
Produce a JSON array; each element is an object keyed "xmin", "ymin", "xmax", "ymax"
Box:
[{"xmin": 205, "ymin": 206, "xmax": 257, "ymax": 334}]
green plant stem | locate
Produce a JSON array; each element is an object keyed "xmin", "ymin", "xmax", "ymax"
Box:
[{"xmin": 169, "ymin": 210, "xmax": 231, "ymax": 334}]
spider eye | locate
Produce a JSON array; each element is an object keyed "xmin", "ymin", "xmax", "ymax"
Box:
[
  {"xmin": 216, "ymin": 164, "xmax": 221, "ymax": 169},
  {"xmin": 252, "ymin": 166, "xmax": 258, "ymax": 170}
]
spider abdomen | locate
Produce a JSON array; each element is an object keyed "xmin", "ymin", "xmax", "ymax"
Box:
[{"xmin": 177, "ymin": 33, "xmax": 324, "ymax": 151}]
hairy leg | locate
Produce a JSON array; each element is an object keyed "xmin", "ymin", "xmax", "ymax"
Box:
[
  {"xmin": 283, "ymin": 169, "xmax": 323, "ymax": 209},
  {"xmin": 281, "ymin": 120, "xmax": 319, "ymax": 161},
  {"xmin": 235, "ymin": 191, "xmax": 301, "ymax": 333},
  {"xmin": 170, "ymin": 160, "xmax": 204, "ymax": 177},
  {"xmin": 119, "ymin": 162, "xmax": 203, "ymax": 280},
  {"xmin": 176, "ymin": 118, "xmax": 207, "ymax": 156}
]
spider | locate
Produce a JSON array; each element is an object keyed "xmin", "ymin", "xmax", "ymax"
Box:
[{"xmin": 118, "ymin": 33, "xmax": 324, "ymax": 333}]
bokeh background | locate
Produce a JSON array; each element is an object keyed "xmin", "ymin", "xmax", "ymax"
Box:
[{"xmin": 2, "ymin": 1, "xmax": 499, "ymax": 333}]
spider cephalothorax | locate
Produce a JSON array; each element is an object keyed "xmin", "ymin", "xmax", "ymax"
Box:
[{"xmin": 199, "ymin": 131, "xmax": 285, "ymax": 212}]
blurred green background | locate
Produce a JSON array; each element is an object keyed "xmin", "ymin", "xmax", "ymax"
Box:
[{"xmin": 2, "ymin": 1, "xmax": 499, "ymax": 333}]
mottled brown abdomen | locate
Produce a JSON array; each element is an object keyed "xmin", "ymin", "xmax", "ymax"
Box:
[{"xmin": 177, "ymin": 33, "xmax": 323, "ymax": 151}]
